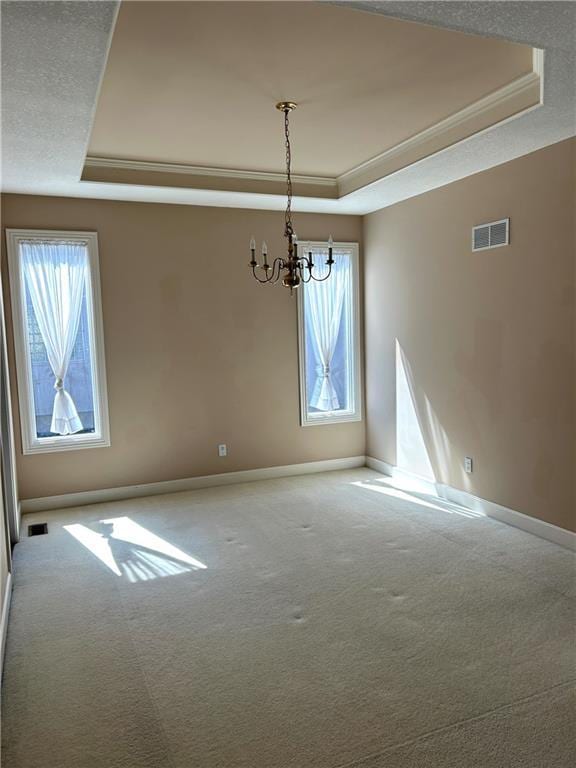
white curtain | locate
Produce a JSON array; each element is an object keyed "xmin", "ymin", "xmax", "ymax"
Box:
[
  {"xmin": 304, "ymin": 252, "xmax": 349, "ymax": 411},
  {"xmin": 21, "ymin": 242, "xmax": 88, "ymax": 435}
]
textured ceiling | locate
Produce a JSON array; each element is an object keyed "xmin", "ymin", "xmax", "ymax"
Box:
[
  {"xmin": 1, "ymin": 1, "xmax": 575, "ymax": 214},
  {"xmin": 0, "ymin": 1, "xmax": 119, "ymax": 187}
]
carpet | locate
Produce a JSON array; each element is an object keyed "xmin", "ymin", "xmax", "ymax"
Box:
[{"xmin": 1, "ymin": 468, "xmax": 574, "ymax": 767}]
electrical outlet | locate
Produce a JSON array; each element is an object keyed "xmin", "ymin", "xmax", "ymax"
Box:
[
  {"xmin": 464, "ymin": 456, "xmax": 473, "ymax": 474},
  {"xmin": 218, "ymin": 444, "xmax": 227, "ymax": 457}
]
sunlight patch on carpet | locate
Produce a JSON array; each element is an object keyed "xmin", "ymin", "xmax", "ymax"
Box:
[
  {"xmin": 64, "ymin": 516, "xmax": 207, "ymax": 582},
  {"xmin": 352, "ymin": 479, "xmax": 485, "ymax": 519}
]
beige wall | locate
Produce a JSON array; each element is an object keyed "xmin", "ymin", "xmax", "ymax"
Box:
[
  {"xmin": 1, "ymin": 140, "xmax": 574, "ymax": 535},
  {"xmin": 0, "ymin": 196, "xmax": 364, "ymax": 500},
  {"xmin": 364, "ymin": 138, "xmax": 576, "ymax": 532}
]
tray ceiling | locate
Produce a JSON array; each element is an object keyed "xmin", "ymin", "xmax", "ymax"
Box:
[
  {"xmin": 3, "ymin": 2, "xmax": 573, "ymax": 214},
  {"xmin": 85, "ymin": 1, "xmax": 536, "ymax": 195}
]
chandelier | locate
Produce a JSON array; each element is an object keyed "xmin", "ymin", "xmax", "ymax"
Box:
[{"xmin": 249, "ymin": 102, "xmax": 334, "ymax": 292}]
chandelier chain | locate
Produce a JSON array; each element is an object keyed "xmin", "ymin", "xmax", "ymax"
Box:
[{"xmin": 284, "ymin": 108, "xmax": 293, "ymax": 238}]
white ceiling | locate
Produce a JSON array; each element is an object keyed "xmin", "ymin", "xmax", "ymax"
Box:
[{"xmin": 1, "ymin": 1, "xmax": 575, "ymax": 216}]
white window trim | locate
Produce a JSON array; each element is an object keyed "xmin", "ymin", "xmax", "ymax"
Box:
[
  {"xmin": 6, "ymin": 229, "xmax": 111, "ymax": 455},
  {"xmin": 297, "ymin": 241, "xmax": 362, "ymax": 427}
]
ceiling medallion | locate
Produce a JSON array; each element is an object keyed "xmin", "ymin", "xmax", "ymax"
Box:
[{"xmin": 249, "ymin": 101, "xmax": 333, "ymax": 293}]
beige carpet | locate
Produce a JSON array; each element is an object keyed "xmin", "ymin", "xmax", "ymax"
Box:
[{"xmin": 1, "ymin": 468, "xmax": 575, "ymax": 767}]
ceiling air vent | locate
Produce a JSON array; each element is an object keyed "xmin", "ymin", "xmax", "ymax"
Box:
[{"xmin": 472, "ymin": 218, "xmax": 510, "ymax": 252}]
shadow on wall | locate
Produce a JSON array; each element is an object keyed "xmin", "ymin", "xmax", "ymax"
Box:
[
  {"xmin": 395, "ymin": 340, "xmax": 471, "ymax": 492},
  {"xmin": 64, "ymin": 516, "xmax": 207, "ymax": 582}
]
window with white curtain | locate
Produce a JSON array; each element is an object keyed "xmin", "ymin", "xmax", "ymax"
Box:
[
  {"xmin": 6, "ymin": 230, "xmax": 110, "ymax": 454},
  {"xmin": 297, "ymin": 242, "xmax": 361, "ymax": 426}
]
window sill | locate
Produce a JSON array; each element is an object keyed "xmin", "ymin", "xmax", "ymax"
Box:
[
  {"xmin": 22, "ymin": 433, "xmax": 111, "ymax": 455},
  {"xmin": 301, "ymin": 411, "xmax": 362, "ymax": 427}
]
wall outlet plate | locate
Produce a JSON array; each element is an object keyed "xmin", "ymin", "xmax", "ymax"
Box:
[
  {"xmin": 464, "ymin": 456, "xmax": 473, "ymax": 474},
  {"xmin": 218, "ymin": 444, "xmax": 227, "ymax": 457}
]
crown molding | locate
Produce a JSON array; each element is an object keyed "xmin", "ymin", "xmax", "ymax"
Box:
[
  {"xmin": 83, "ymin": 50, "xmax": 543, "ymax": 200},
  {"xmin": 532, "ymin": 46, "xmax": 544, "ymax": 100},
  {"xmin": 338, "ymin": 60, "xmax": 542, "ymax": 194},
  {"xmin": 4, "ymin": 0, "xmax": 569, "ymax": 217},
  {"xmin": 84, "ymin": 156, "xmax": 336, "ymax": 187},
  {"xmin": 341, "ymin": 71, "xmax": 540, "ymax": 179}
]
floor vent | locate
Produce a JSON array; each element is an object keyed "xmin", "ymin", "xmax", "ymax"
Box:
[
  {"xmin": 28, "ymin": 522, "xmax": 48, "ymax": 536},
  {"xmin": 472, "ymin": 218, "xmax": 510, "ymax": 251}
]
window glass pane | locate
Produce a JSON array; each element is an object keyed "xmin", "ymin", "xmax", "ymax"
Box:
[
  {"xmin": 22, "ymin": 244, "xmax": 96, "ymax": 439},
  {"xmin": 302, "ymin": 250, "xmax": 356, "ymax": 420}
]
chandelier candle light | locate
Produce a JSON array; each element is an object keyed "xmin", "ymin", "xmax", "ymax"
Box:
[{"xmin": 249, "ymin": 102, "xmax": 334, "ymax": 293}]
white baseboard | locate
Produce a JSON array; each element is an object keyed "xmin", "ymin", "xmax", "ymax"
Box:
[
  {"xmin": 366, "ymin": 456, "xmax": 576, "ymax": 551},
  {"xmin": 366, "ymin": 457, "xmax": 439, "ymax": 496},
  {"xmin": 436, "ymin": 483, "xmax": 576, "ymax": 551},
  {"xmin": 20, "ymin": 456, "xmax": 367, "ymax": 514},
  {"xmin": 1, "ymin": 571, "xmax": 13, "ymax": 677},
  {"xmin": 18, "ymin": 453, "xmax": 576, "ymax": 551}
]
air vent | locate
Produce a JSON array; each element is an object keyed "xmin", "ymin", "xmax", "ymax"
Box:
[
  {"xmin": 472, "ymin": 218, "xmax": 510, "ymax": 251},
  {"xmin": 28, "ymin": 522, "xmax": 48, "ymax": 536}
]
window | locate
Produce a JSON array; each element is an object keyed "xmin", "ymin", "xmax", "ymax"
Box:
[
  {"xmin": 6, "ymin": 230, "xmax": 110, "ymax": 454},
  {"xmin": 297, "ymin": 242, "xmax": 361, "ymax": 426}
]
